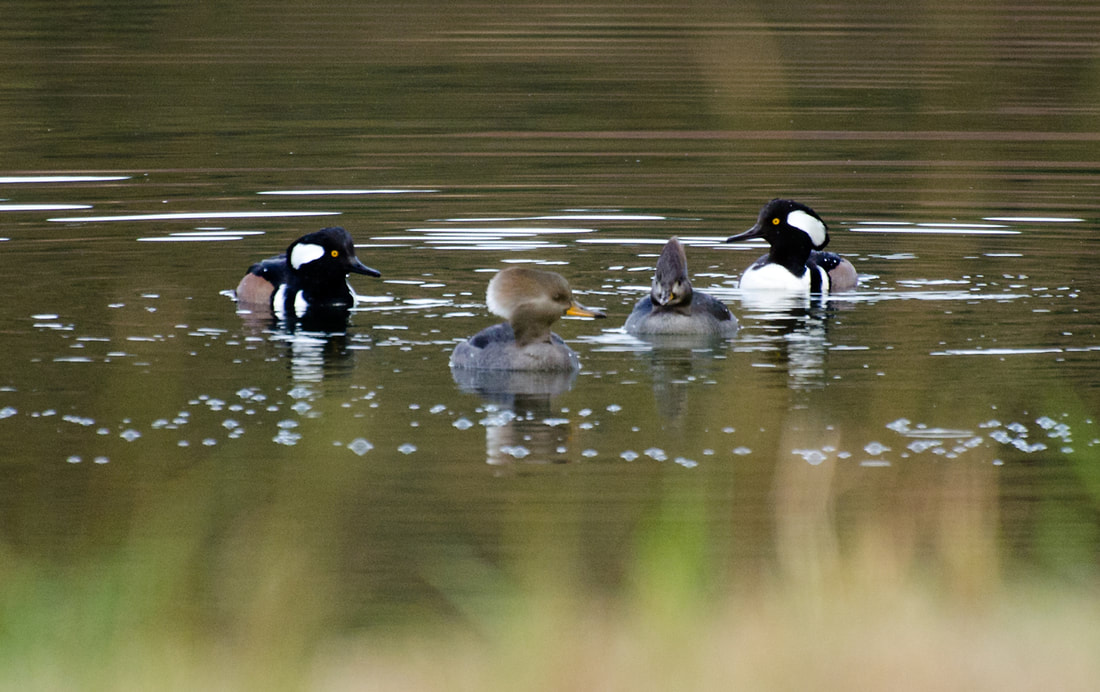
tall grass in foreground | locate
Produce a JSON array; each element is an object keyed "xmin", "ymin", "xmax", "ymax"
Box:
[{"xmin": 3, "ymin": 402, "xmax": 1099, "ymax": 691}]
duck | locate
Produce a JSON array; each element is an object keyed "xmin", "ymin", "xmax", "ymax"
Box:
[
  {"xmin": 623, "ymin": 237, "xmax": 738, "ymax": 336},
  {"xmin": 235, "ymin": 226, "xmax": 380, "ymax": 316},
  {"xmin": 726, "ymin": 199, "xmax": 857, "ymax": 293},
  {"xmin": 450, "ymin": 266, "xmax": 606, "ymax": 371}
]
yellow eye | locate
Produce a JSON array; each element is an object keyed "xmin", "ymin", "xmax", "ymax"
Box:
[
  {"xmin": 771, "ymin": 217, "xmax": 780, "ymax": 225},
  {"xmin": 330, "ymin": 250, "xmax": 339, "ymax": 257}
]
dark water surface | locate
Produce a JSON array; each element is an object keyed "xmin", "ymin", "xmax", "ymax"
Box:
[{"xmin": 2, "ymin": 0, "xmax": 1099, "ymax": 682}]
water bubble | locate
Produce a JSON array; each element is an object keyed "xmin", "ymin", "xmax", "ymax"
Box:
[
  {"xmin": 347, "ymin": 438, "xmax": 374, "ymax": 456},
  {"xmin": 722, "ymin": 427, "xmax": 735, "ymax": 434},
  {"xmin": 120, "ymin": 429, "xmax": 142, "ymax": 442},
  {"xmin": 1012, "ymin": 439, "xmax": 1047, "ymax": 453},
  {"xmin": 66, "ymin": 455, "xmax": 81, "ymax": 464},
  {"xmin": 430, "ymin": 404, "xmax": 447, "ymax": 414},
  {"xmin": 578, "ymin": 408, "xmax": 593, "ymax": 417},
  {"xmin": 606, "ymin": 404, "xmax": 622, "ymax": 413},
  {"xmin": 864, "ymin": 442, "xmax": 890, "ymax": 455},
  {"xmin": 203, "ymin": 438, "xmax": 217, "ymax": 446},
  {"xmin": 288, "ymin": 386, "xmax": 313, "ymax": 400},
  {"xmin": 674, "ymin": 457, "xmax": 698, "ymax": 469},
  {"xmin": 582, "ymin": 449, "xmax": 598, "ymax": 458},
  {"xmin": 273, "ymin": 429, "xmax": 301, "ymax": 446},
  {"xmin": 1036, "ymin": 416, "xmax": 1057, "ymax": 430},
  {"xmin": 0, "ymin": 407, "xmax": 16, "ymax": 419},
  {"xmin": 501, "ymin": 445, "xmax": 530, "ymax": 459},
  {"xmin": 907, "ymin": 440, "xmax": 941, "ymax": 454},
  {"xmin": 453, "ymin": 417, "xmax": 474, "ymax": 430},
  {"xmin": 480, "ymin": 410, "xmax": 515, "ymax": 427},
  {"xmin": 398, "ymin": 443, "xmax": 417, "ymax": 455},
  {"xmin": 886, "ymin": 418, "xmax": 910, "ymax": 433},
  {"xmin": 793, "ymin": 449, "xmax": 828, "ymax": 465},
  {"xmin": 222, "ymin": 419, "xmax": 239, "ymax": 430},
  {"xmin": 732, "ymin": 446, "xmax": 752, "ymax": 456},
  {"xmin": 620, "ymin": 450, "xmax": 639, "ymax": 461},
  {"xmin": 644, "ymin": 447, "xmax": 667, "ymax": 461},
  {"xmin": 277, "ymin": 419, "xmax": 298, "ymax": 429}
]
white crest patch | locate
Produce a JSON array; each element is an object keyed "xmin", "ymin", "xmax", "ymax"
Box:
[
  {"xmin": 787, "ymin": 210, "xmax": 827, "ymax": 248},
  {"xmin": 290, "ymin": 242, "xmax": 325, "ymax": 269}
]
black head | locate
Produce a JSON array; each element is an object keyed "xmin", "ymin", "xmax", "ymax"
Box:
[
  {"xmin": 726, "ymin": 199, "xmax": 830, "ymax": 251},
  {"xmin": 286, "ymin": 227, "xmax": 381, "ymax": 278}
]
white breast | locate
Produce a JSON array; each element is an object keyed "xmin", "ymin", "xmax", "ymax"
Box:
[
  {"xmin": 739, "ymin": 263, "xmax": 811, "ymax": 292},
  {"xmin": 273, "ymin": 285, "xmax": 309, "ymax": 317}
]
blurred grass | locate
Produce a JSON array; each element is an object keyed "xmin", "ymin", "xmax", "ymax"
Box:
[{"xmin": 3, "ymin": 440, "xmax": 1099, "ymax": 691}]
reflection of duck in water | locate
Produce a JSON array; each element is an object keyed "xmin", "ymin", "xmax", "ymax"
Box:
[
  {"xmin": 235, "ymin": 227, "xmax": 381, "ymax": 318},
  {"xmin": 624, "ymin": 237, "xmax": 738, "ymax": 337},
  {"xmin": 450, "ymin": 267, "xmax": 606, "ymax": 371},
  {"xmin": 726, "ymin": 199, "xmax": 857, "ymax": 294}
]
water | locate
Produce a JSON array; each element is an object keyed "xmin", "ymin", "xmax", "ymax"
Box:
[{"xmin": 2, "ymin": 0, "xmax": 1100, "ymax": 684}]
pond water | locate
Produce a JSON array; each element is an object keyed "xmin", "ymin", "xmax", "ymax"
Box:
[{"xmin": 2, "ymin": 0, "xmax": 1100, "ymax": 685}]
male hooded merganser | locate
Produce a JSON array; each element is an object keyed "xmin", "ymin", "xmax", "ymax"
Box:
[
  {"xmin": 450, "ymin": 266, "xmax": 606, "ymax": 371},
  {"xmin": 726, "ymin": 199, "xmax": 857, "ymax": 293},
  {"xmin": 235, "ymin": 226, "xmax": 381, "ymax": 316},
  {"xmin": 624, "ymin": 237, "xmax": 738, "ymax": 336}
]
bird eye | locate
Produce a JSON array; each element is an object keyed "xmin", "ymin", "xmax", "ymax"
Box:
[
  {"xmin": 330, "ymin": 250, "xmax": 339, "ymax": 257},
  {"xmin": 771, "ymin": 217, "xmax": 781, "ymax": 225}
]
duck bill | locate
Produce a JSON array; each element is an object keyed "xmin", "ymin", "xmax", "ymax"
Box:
[
  {"xmin": 348, "ymin": 257, "xmax": 382, "ymax": 277},
  {"xmin": 726, "ymin": 224, "xmax": 765, "ymax": 243},
  {"xmin": 565, "ymin": 301, "xmax": 606, "ymax": 319}
]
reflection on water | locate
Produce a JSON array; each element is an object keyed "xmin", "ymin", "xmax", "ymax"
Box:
[{"xmin": 452, "ymin": 367, "xmax": 577, "ymax": 466}]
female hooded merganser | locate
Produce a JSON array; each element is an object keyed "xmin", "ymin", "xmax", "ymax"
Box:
[
  {"xmin": 235, "ymin": 226, "xmax": 381, "ymax": 316},
  {"xmin": 450, "ymin": 266, "xmax": 606, "ymax": 371},
  {"xmin": 726, "ymin": 199, "xmax": 857, "ymax": 293},
  {"xmin": 624, "ymin": 237, "xmax": 738, "ymax": 336}
]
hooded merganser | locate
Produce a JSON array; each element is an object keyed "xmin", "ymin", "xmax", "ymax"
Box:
[
  {"xmin": 450, "ymin": 266, "xmax": 606, "ymax": 371},
  {"xmin": 726, "ymin": 199, "xmax": 857, "ymax": 293},
  {"xmin": 624, "ymin": 237, "xmax": 738, "ymax": 336},
  {"xmin": 235, "ymin": 226, "xmax": 381, "ymax": 316}
]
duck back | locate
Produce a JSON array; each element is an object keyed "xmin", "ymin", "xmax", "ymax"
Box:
[{"xmin": 450, "ymin": 323, "xmax": 580, "ymax": 371}]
